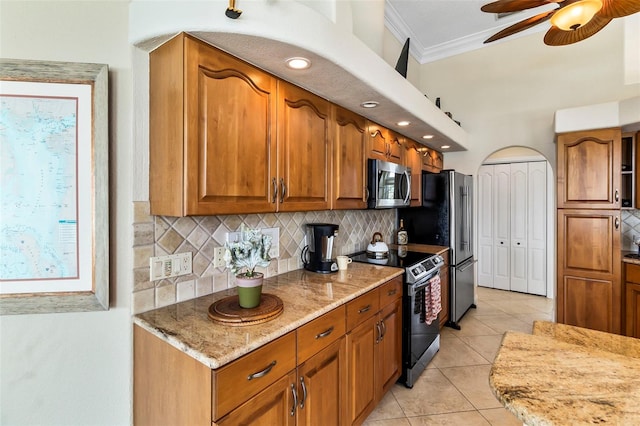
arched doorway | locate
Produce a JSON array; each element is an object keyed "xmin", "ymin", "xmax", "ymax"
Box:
[{"xmin": 476, "ymin": 146, "xmax": 554, "ymax": 299}]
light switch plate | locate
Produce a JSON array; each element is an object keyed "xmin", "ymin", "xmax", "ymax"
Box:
[{"xmin": 149, "ymin": 252, "xmax": 192, "ymax": 280}]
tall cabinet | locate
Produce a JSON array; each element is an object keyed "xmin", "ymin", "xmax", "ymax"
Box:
[
  {"xmin": 556, "ymin": 128, "xmax": 622, "ymax": 334},
  {"xmin": 477, "ymin": 162, "xmax": 547, "ymax": 296}
]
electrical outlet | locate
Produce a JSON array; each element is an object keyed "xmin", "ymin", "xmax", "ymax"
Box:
[
  {"xmin": 149, "ymin": 252, "xmax": 192, "ymax": 280},
  {"xmin": 213, "ymin": 247, "xmax": 226, "ymax": 268}
]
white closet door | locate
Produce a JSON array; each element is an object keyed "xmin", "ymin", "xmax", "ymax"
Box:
[
  {"xmin": 527, "ymin": 161, "xmax": 547, "ymax": 295},
  {"xmin": 510, "ymin": 163, "xmax": 528, "ymax": 292},
  {"xmin": 478, "ymin": 165, "xmax": 494, "ymax": 287},
  {"xmin": 493, "ymin": 164, "xmax": 511, "ymax": 290}
]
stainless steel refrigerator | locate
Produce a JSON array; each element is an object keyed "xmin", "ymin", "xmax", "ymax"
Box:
[{"xmin": 398, "ymin": 170, "xmax": 476, "ymax": 329}]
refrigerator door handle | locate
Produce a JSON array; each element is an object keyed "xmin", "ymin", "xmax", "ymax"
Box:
[{"xmin": 458, "ymin": 258, "xmax": 477, "ymax": 272}]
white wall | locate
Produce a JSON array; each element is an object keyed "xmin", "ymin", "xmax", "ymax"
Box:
[{"xmin": 0, "ymin": 2, "xmax": 133, "ymax": 425}]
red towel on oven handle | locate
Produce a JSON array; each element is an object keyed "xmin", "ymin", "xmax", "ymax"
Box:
[{"xmin": 424, "ymin": 274, "xmax": 442, "ymax": 325}]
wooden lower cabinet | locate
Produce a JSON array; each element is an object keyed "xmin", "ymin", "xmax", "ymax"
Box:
[
  {"xmin": 624, "ymin": 263, "xmax": 640, "ymax": 338},
  {"xmin": 346, "ymin": 281, "xmax": 403, "ymax": 425},
  {"xmin": 557, "ymin": 209, "xmax": 621, "ymax": 334},
  {"xmin": 134, "ymin": 279, "xmax": 402, "ymax": 426},
  {"xmin": 218, "ymin": 371, "xmax": 297, "ymax": 426},
  {"xmin": 439, "ymin": 251, "xmax": 450, "ymax": 329}
]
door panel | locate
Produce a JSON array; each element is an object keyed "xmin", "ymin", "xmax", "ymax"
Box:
[
  {"xmin": 527, "ymin": 162, "xmax": 547, "ymax": 295},
  {"xmin": 477, "ymin": 165, "xmax": 494, "ymax": 287},
  {"xmin": 510, "ymin": 163, "xmax": 528, "ymax": 292},
  {"xmin": 493, "ymin": 164, "xmax": 511, "ymax": 290}
]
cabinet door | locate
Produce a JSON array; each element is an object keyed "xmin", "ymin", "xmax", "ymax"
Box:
[
  {"xmin": 493, "ymin": 164, "xmax": 511, "ymax": 290},
  {"xmin": 277, "ymin": 81, "xmax": 331, "ymax": 211},
  {"xmin": 377, "ymin": 299, "xmax": 402, "ymax": 399},
  {"xmin": 387, "ymin": 130, "xmax": 403, "ymax": 163},
  {"xmin": 510, "ymin": 163, "xmax": 528, "ymax": 293},
  {"xmin": 217, "ymin": 371, "xmax": 297, "ymax": 426},
  {"xmin": 439, "ymin": 252, "xmax": 451, "ymax": 328},
  {"xmin": 477, "ymin": 165, "xmax": 494, "ymax": 287},
  {"xmin": 185, "ymin": 35, "xmax": 278, "ymax": 215},
  {"xmin": 367, "ymin": 122, "xmax": 390, "ymax": 161},
  {"xmin": 557, "ymin": 209, "xmax": 621, "ymax": 333},
  {"xmin": 626, "ymin": 282, "xmax": 640, "ymax": 338},
  {"xmin": 297, "ymin": 337, "xmax": 347, "ymax": 426},
  {"xmin": 333, "ymin": 107, "xmax": 367, "ymax": 210},
  {"xmin": 346, "ymin": 315, "xmax": 378, "ymax": 425},
  {"xmin": 557, "ymin": 128, "xmax": 621, "ymax": 209}
]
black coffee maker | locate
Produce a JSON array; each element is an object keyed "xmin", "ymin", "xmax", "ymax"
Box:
[{"xmin": 301, "ymin": 223, "xmax": 339, "ymax": 273}]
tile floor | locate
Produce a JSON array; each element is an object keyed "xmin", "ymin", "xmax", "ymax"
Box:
[{"xmin": 364, "ymin": 286, "xmax": 555, "ymax": 426}]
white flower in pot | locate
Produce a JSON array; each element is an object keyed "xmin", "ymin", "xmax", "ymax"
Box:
[{"xmin": 224, "ymin": 226, "xmax": 272, "ymax": 308}]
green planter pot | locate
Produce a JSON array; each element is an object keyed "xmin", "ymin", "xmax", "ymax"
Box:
[{"xmin": 236, "ymin": 273, "xmax": 263, "ymax": 309}]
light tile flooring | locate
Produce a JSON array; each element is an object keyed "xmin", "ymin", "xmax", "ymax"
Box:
[{"xmin": 364, "ymin": 286, "xmax": 555, "ymax": 426}]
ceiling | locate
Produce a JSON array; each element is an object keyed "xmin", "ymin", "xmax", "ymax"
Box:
[{"xmin": 385, "ymin": 0, "xmax": 557, "ymax": 63}]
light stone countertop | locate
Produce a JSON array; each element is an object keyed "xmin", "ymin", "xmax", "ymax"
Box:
[
  {"xmin": 133, "ymin": 263, "xmax": 403, "ymax": 370},
  {"xmin": 622, "ymin": 250, "xmax": 640, "ymax": 265},
  {"xmin": 490, "ymin": 321, "xmax": 640, "ymax": 426}
]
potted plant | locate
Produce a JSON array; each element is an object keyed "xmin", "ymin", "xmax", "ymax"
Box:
[{"xmin": 224, "ymin": 226, "xmax": 272, "ymax": 309}]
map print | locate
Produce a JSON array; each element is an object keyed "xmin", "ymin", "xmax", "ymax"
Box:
[{"xmin": 0, "ymin": 94, "xmax": 79, "ymax": 281}]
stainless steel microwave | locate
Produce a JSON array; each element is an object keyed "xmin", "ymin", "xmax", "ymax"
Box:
[{"xmin": 367, "ymin": 159, "xmax": 412, "ymax": 209}]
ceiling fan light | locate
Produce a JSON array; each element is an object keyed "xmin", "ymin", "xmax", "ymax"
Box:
[{"xmin": 550, "ymin": 0, "xmax": 603, "ymax": 31}]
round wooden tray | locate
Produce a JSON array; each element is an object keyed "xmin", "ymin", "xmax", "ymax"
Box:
[{"xmin": 208, "ymin": 293, "xmax": 283, "ymax": 326}]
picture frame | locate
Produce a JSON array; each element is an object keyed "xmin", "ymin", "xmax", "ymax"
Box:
[{"xmin": 0, "ymin": 59, "xmax": 109, "ymax": 314}]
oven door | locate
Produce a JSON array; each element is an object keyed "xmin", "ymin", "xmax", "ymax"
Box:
[{"xmin": 404, "ymin": 273, "xmax": 441, "ymax": 370}]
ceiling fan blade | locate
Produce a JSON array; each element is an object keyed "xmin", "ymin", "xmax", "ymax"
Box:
[
  {"xmin": 481, "ymin": 0, "xmax": 562, "ymax": 14},
  {"xmin": 544, "ymin": 14, "xmax": 612, "ymax": 45},
  {"xmin": 599, "ymin": 0, "xmax": 640, "ymax": 19},
  {"xmin": 484, "ymin": 9, "xmax": 556, "ymax": 43}
]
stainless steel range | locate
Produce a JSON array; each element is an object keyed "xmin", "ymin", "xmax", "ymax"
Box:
[{"xmin": 350, "ymin": 249, "xmax": 445, "ymax": 388}]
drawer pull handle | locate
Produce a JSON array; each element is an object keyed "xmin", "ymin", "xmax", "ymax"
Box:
[
  {"xmin": 290, "ymin": 383, "xmax": 297, "ymax": 416},
  {"xmin": 359, "ymin": 304, "xmax": 372, "ymax": 314},
  {"xmin": 375, "ymin": 321, "xmax": 382, "ymax": 343},
  {"xmin": 247, "ymin": 360, "xmax": 276, "ymax": 381},
  {"xmin": 299, "ymin": 376, "xmax": 307, "ymax": 409},
  {"xmin": 380, "ymin": 319, "xmax": 387, "ymax": 340},
  {"xmin": 315, "ymin": 326, "xmax": 334, "ymax": 339},
  {"xmin": 387, "ymin": 289, "xmax": 397, "ymax": 296}
]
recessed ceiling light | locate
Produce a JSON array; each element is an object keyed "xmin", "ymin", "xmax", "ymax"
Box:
[
  {"xmin": 397, "ymin": 121, "xmax": 410, "ymax": 126},
  {"xmin": 441, "ymin": 145, "xmax": 450, "ymax": 149},
  {"xmin": 285, "ymin": 57, "xmax": 311, "ymax": 70},
  {"xmin": 360, "ymin": 101, "xmax": 379, "ymax": 108},
  {"xmin": 422, "ymin": 135, "xmax": 434, "ymax": 139}
]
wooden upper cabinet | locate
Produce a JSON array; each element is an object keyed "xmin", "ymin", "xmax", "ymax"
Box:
[
  {"xmin": 277, "ymin": 81, "xmax": 331, "ymax": 212},
  {"xmin": 333, "ymin": 106, "xmax": 367, "ymax": 210},
  {"xmin": 557, "ymin": 128, "xmax": 622, "ymax": 209},
  {"xmin": 421, "ymin": 148, "xmax": 443, "ymax": 173},
  {"xmin": 367, "ymin": 122, "xmax": 402, "ymax": 164},
  {"xmin": 556, "ymin": 209, "xmax": 621, "ymax": 334},
  {"xmin": 150, "ymin": 33, "xmax": 277, "ymax": 216}
]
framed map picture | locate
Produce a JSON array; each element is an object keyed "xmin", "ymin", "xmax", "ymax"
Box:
[{"xmin": 0, "ymin": 59, "xmax": 109, "ymax": 314}]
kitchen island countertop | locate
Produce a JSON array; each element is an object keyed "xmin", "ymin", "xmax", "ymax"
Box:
[
  {"xmin": 133, "ymin": 263, "xmax": 403, "ymax": 369},
  {"xmin": 490, "ymin": 321, "xmax": 640, "ymax": 425}
]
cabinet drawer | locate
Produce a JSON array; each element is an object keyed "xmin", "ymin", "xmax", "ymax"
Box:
[
  {"xmin": 214, "ymin": 331, "xmax": 296, "ymax": 420},
  {"xmin": 379, "ymin": 277, "xmax": 403, "ymax": 307},
  {"xmin": 346, "ymin": 289, "xmax": 380, "ymax": 331},
  {"xmin": 297, "ymin": 306, "xmax": 346, "ymax": 364},
  {"xmin": 626, "ymin": 263, "xmax": 640, "ymax": 284}
]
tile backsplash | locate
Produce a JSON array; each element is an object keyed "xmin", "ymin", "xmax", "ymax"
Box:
[
  {"xmin": 132, "ymin": 202, "xmax": 395, "ymax": 314},
  {"xmin": 622, "ymin": 209, "xmax": 640, "ymax": 252}
]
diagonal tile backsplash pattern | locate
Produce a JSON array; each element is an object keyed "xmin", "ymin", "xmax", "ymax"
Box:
[{"xmin": 132, "ymin": 201, "xmax": 395, "ymax": 314}]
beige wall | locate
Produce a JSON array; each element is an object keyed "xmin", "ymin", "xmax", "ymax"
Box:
[{"xmin": 0, "ymin": 1, "xmax": 133, "ymax": 424}]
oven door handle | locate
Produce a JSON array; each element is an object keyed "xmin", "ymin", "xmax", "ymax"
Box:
[{"xmin": 407, "ymin": 272, "xmax": 439, "ymax": 296}]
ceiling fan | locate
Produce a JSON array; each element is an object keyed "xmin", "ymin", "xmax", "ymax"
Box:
[{"xmin": 481, "ymin": 0, "xmax": 640, "ymax": 45}]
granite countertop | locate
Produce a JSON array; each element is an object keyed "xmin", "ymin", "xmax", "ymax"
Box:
[
  {"xmin": 133, "ymin": 263, "xmax": 403, "ymax": 370},
  {"xmin": 622, "ymin": 250, "xmax": 640, "ymax": 265},
  {"xmin": 490, "ymin": 321, "xmax": 640, "ymax": 425},
  {"xmin": 389, "ymin": 243, "xmax": 449, "ymax": 256}
]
